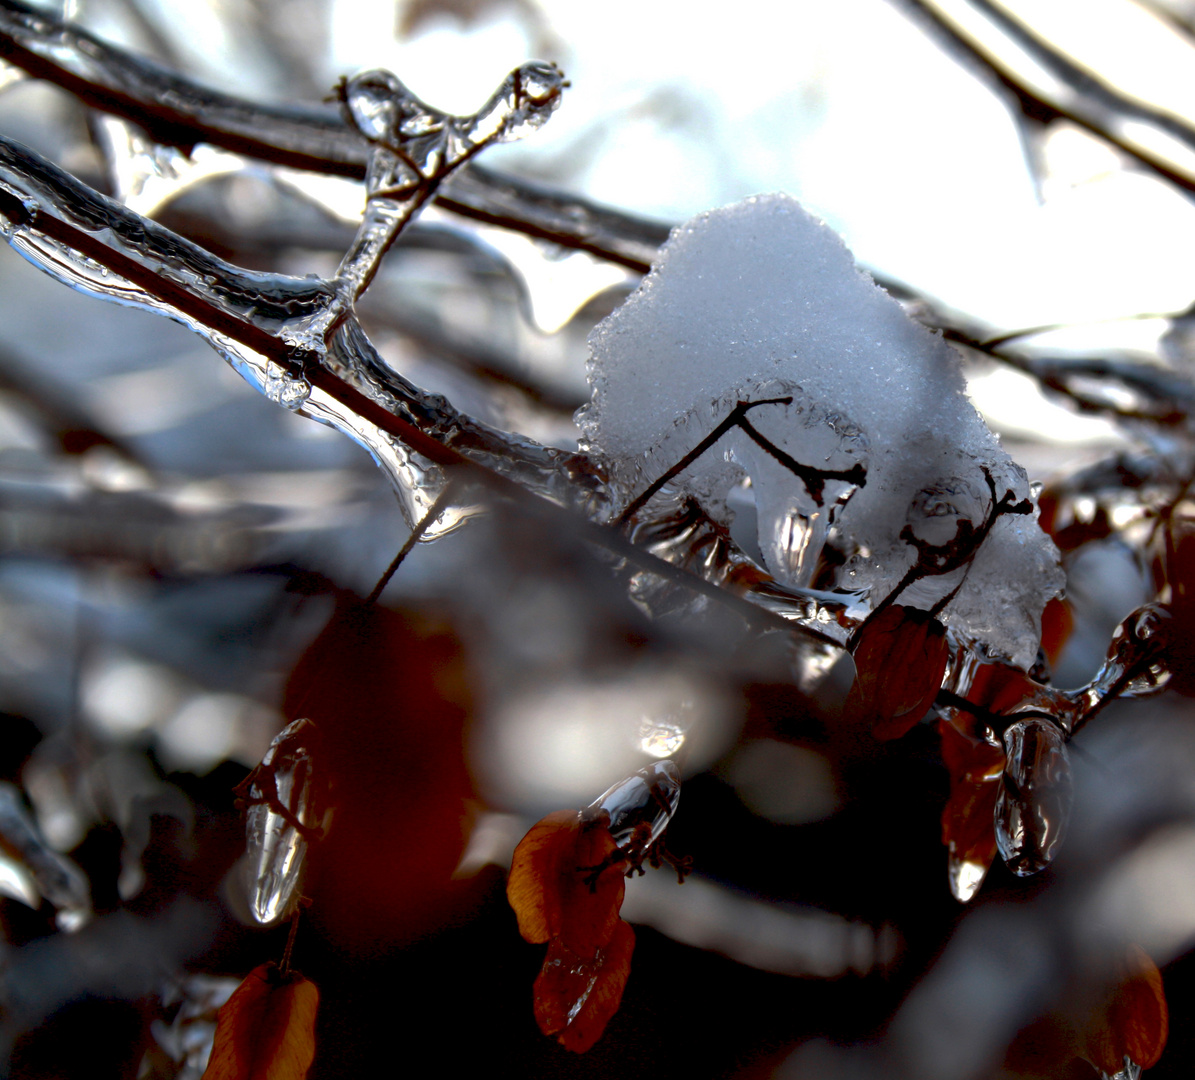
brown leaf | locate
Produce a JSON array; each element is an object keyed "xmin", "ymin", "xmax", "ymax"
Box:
[
  {"xmin": 202, "ymin": 964, "xmax": 318, "ymax": 1080},
  {"xmin": 848, "ymin": 606, "xmax": 948, "ymax": 741},
  {"xmin": 507, "ymin": 810, "xmax": 626, "ymax": 958},
  {"xmin": 533, "ymin": 920, "xmax": 636, "ymax": 1053}
]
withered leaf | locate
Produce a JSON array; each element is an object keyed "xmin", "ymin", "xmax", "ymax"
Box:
[{"xmin": 202, "ymin": 964, "xmax": 318, "ymax": 1080}]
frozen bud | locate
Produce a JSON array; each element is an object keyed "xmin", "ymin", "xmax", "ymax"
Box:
[
  {"xmin": 585, "ymin": 761, "xmax": 680, "ymax": 851},
  {"xmin": 244, "ymin": 719, "xmax": 327, "ymax": 926},
  {"xmin": 341, "ymin": 70, "xmax": 415, "ymax": 144},
  {"xmin": 995, "ymin": 718, "xmax": 1071, "ymax": 876}
]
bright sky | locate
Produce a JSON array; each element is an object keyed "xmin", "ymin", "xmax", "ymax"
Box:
[{"xmin": 321, "ymin": 0, "xmax": 1195, "ymax": 335}]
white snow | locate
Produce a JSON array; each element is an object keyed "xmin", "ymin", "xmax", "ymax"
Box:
[{"xmin": 581, "ymin": 194, "xmax": 1063, "ymax": 666}]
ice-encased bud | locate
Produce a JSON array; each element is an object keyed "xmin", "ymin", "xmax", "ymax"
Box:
[
  {"xmin": 0, "ymin": 782, "xmax": 91, "ymax": 930},
  {"xmin": 995, "ymin": 718, "xmax": 1071, "ymax": 877},
  {"xmin": 244, "ymin": 718, "xmax": 325, "ymax": 926},
  {"xmin": 586, "ymin": 760, "xmax": 681, "ymax": 850},
  {"xmin": 342, "ymin": 70, "xmax": 413, "ymax": 144}
]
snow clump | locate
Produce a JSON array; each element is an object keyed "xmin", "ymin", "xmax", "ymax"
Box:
[{"xmin": 580, "ymin": 193, "xmax": 1062, "ymax": 667}]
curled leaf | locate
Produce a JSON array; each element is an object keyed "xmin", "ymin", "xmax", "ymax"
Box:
[
  {"xmin": 533, "ymin": 920, "xmax": 636, "ymax": 1054},
  {"xmin": 201, "ymin": 964, "xmax": 318, "ymax": 1080},
  {"xmin": 848, "ymin": 605, "xmax": 948, "ymax": 741}
]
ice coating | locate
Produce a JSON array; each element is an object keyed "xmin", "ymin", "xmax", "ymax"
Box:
[
  {"xmin": 582, "ymin": 194, "xmax": 1063, "ymax": 665},
  {"xmin": 586, "ymin": 760, "xmax": 680, "ymax": 851},
  {"xmin": 244, "ymin": 718, "xmax": 325, "ymax": 926},
  {"xmin": 0, "ymin": 782, "xmax": 91, "ymax": 930},
  {"xmin": 995, "ymin": 718, "xmax": 1072, "ymax": 876}
]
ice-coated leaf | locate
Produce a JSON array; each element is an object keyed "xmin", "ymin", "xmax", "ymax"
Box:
[
  {"xmin": 201, "ymin": 964, "xmax": 318, "ymax": 1080},
  {"xmin": 582, "ymin": 194, "xmax": 1062, "ymax": 666},
  {"xmin": 939, "ymin": 722, "xmax": 1005, "ymax": 902},
  {"xmin": 847, "ymin": 606, "xmax": 948, "ymax": 741},
  {"xmin": 533, "ymin": 920, "xmax": 635, "ymax": 1054},
  {"xmin": 1083, "ymin": 946, "xmax": 1168, "ymax": 1075},
  {"xmin": 995, "ymin": 718, "xmax": 1072, "ymax": 877}
]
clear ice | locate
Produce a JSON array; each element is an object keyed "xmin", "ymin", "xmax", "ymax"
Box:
[
  {"xmin": 582, "ymin": 194, "xmax": 1063, "ymax": 666},
  {"xmin": 585, "ymin": 760, "xmax": 681, "ymax": 851},
  {"xmin": 994, "ymin": 718, "xmax": 1071, "ymax": 876},
  {"xmin": 0, "ymin": 781, "xmax": 91, "ymax": 930},
  {"xmin": 244, "ymin": 718, "xmax": 324, "ymax": 926}
]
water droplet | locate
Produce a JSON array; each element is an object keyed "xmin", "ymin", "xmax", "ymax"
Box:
[
  {"xmin": 995, "ymin": 718, "xmax": 1071, "ymax": 876},
  {"xmin": 244, "ymin": 718, "xmax": 326, "ymax": 926},
  {"xmin": 585, "ymin": 760, "xmax": 680, "ymax": 851},
  {"xmin": 264, "ymin": 360, "xmax": 311, "ymax": 410},
  {"xmin": 637, "ymin": 715, "xmax": 686, "ymax": 758}
]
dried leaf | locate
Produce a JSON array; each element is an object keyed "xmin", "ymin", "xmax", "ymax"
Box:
[
  {"xmin": 848, "ymin": 606, "xmax": 948, "ymax": 741},
  {"xmin": 507, "ymin": 810, "xmax": 626, "ymax": 958},
  {"xmin": 533, "ymin": 920, "xmax": 636, "ymax": 1053},
  {"xmin": 202, "ymin": 964, "xmax": 318, "ymax": 1080}
]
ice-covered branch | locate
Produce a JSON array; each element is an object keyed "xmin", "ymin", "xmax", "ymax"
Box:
[
  {"xmin": 0, "ymin": 0, "xmax": 667, "ymax": 272},
  {"xmin": 900, "ymin": 0, "xmax": 1195, "ymax": 198}
]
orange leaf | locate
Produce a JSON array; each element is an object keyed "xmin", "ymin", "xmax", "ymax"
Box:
[
  {"xmin": 533, "ymin": 919, "xmax": 636, "ymax": 1053},
  {"xmin": 507, "ymin": 811, "xmax": 579, "ymax": 944},
  {"xmin": 848, "ymin": 606, "xmax": 948, "ymax": 741},
  {"xmin": 202, "ymin": 964, "xmax": 318, "ymax": 1080},
  {"xmin": 1083, "ymin": 946, "xmax": 1169, "ymax": 1073},
  {"xmin": 507, "ymin": 811, "xmax": 626, "ymax": 958}
]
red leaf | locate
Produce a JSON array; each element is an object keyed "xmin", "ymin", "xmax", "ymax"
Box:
[
  {"xmin": 533, "ymin": 920, "xmax": 636, "ymax": 1053},
  {"xmin": 847, "ymin": 606, "xmax": 948, "ymax": 741},
  {"xmin": 1083, "ymin": 946, "xmax": 1169, "ymax": 1073},
  {"xmin": 202, "ymin": 964, "xmax": 318, "ymax": 1080},
  {"xmin": 963, "ymin": 661, "xmax": 1038, "ymax": 717},
  {"xmin": 507, "ymin": 810, "xmax": 626, "ymax": 958}
]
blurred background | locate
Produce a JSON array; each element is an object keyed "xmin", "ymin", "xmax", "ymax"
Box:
[{"xmin": 0, "ymin": 0, "xmax": 1194, "ymax": 1077}]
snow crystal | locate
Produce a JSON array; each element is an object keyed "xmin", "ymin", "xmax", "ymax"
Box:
[{"xmin": 580, "ymin": 194, "xmax": 1062, "ymax": 666}]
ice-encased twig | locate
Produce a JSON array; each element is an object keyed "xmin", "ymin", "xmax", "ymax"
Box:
[{"xmin": 0, "ymin": 0, "xmax": 667, "ymax": 272}]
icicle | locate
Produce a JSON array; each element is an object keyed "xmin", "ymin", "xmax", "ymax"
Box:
[
  {"xmin": 0, "ymin": 782, "xmax": 91, "ymax": 931},
  {"xmin": 241, "ymin": 719, "xmax": 327, "ymax": 927},
  {"xmin": 585, "ymin": 761, "xmax": 681, "ymax": 852},
  {"xmin": 91, "ymin": 115, "xmax": 247, "ymax": 217},
  {"xmin": 995, "ymin": 718, "xmax": 1071, "ymax": 876}
]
